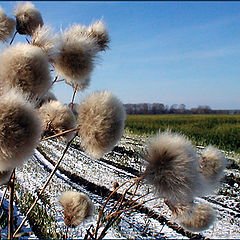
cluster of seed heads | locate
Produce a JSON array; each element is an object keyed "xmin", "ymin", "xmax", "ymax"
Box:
[
  {"xmin": 144, "ymin": 131, "xmax": 226, "ymax": 231},
  {"xmin": 0, "ymin": 1, "xmax": 228, "ymax": 233}
]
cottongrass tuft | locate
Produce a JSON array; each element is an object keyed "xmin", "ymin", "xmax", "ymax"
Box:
[
  {"xmin": 38, "ymin": 100, "xmax": 77, "ymax": 142},
  {"xmin": 144, "ymin": 131, "xmax": 204, "ymax": 204},
  {"xmin": 199, "ymin": 146, "xmax": 227, "ymax": 185},
  {"xmin": 52, "ymin": 24, "xmax": 99, "ymax": 90},
  {"xmin": 0, "ymin": 43, "xmax": 51, "ymax": 98},
  {"xmin": 0, "ymin": 169, "xmax": 12, "ymax": 185},
  {"xmin": 32, "ymin": 25, "xmax": 61, "ymax": 56},
  {"xmin": 87, "ymin": 20, "xmax": 110, "ymax": 51},
  {"xmin": 78, "ymin": 91, "xmax": 126, "ymax": 158},
  {"xmin": 14, "ymin": 1, "xmax": 43, "ymax": 36},
  {"xmin": 177, "ymin": 203, "xmax": 216, "ymax": 232},
  {"xmin": 59, "ymin": 191, "xmax": 94, "ymax": 228},
  {"xmin": 0, "ymin": 6, "xmax": 15, "ymax": 42},
  {"xmin": 0, "ymin": 88, "xmax": 41, "ymax": 171}
]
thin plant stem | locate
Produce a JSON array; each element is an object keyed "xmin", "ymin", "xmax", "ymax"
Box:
[
  {"xmin": 0, "ymin": 169, "xmax": 15, "ymax": 210},
  {"xmin": 8, "ymin": 170, "xmax": 15, "ymax": 239},
  {"xmin": 13, "ymin": 133, "xmax": 77, "ymax": 238},
  {"xmin": 51, "ymin": 76, "xmax": 59, "ymax": 87},
  {"xmin": 108, "ymin": 197, "xmax": 157, "ymax": 219},
  {"xmin": 96, "ymin": 181, "xmax": 137, "ymax": 232},
  {"xmin": 41, "ymin": 127, "xmax": 80, "ymax": 141},
  {"xmin": 94, "ymin": 176, "xmax": 143, "ymax": 239},
  {"xmin": 107, "ymin": 181, "xmax": 136, "ymax": 218},
  {"xmin": 65, "ymin": 226, "xmax": 69, "ymax": 239},
  {"xmin": 125, "ymin": 191, "xmax": 151, "ymax": 207},
  {"xmin": 97, "ymin": 214, "xmax": 122, "ymax": 240},
  {"xmin": 0, "ymin": 187, "xmax": 7, "ymax": 209},
  {"xmin": 36, "ymin": 76, "xmax": 59, "ymax": 107},
  {"xmin": 107, "ymin": 192, "xmax": 151, "ymax": 221},
  {"xmin": 9, "ymin": 31, "xmax": 17, "ymax": 45},
  {"xmin": 84, "ymin": 225, "xmax": 95, "ymax": 240},
  {"xmin": 55, "ymin": 79, "xmax": 65, "ymax": 83},
  {"xmin": 70, "ymin": 85, "xmax": 78, "ymax": 110},
  {"xmin": 130, "ymin": 178, "xmax": 141, "ymax": 199},
  {"xmin": 25, "ymin": 37, "xmax": 30, "ymax": 44}
]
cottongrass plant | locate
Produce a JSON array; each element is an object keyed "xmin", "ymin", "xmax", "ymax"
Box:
[
  {"xmin": 0, "ymin": 6, "xmax": 15, "ymax": 42},
  {"xmin": 0, "ymin": 88, "xmax": 41, "ymax": 171},
  {"xmin": 144, "ymin": 131, "xmax": 205, "ymax": 204},
  {"xmin": 38, "ymin": 100, "xmax": 77, "ymax": 142},
  {"xmin": 78, "ymin": 90, "xmax": 126, "ymax": 158},
  {"xmin": 177, "ymin": 203, "xmax": 216, "ymax": 232},
  {"xmin": 166, "ymin": 200, "xmax": 216, "ymax": 232},
  {"xmin": 52, "ymin": 24, "xmax": 103, "ymax": 91},
  {"xmin": 87, "ymin": 20, "xmax": 110, "ymax": 51},
  {"xmin": 31, "ymin": 25, "xmax": 61, "ymax": 57},
  {"xmin": 0, "ymin": 43, "xmax": 51, "ymax": 98},
  {"xmin": 0, "ymin": 2, "xmax": 228, "ymax": 238},
  {"xmin": 14, "ymin": 1, "xmax": 43, "ymax": 36},
  {"xmin": 199, "ymin": 146, "xmax": 227, "ymax": 187},
  {"xmin": 59, "ymin": 191, "xmax": 94, "ymax": 228}
]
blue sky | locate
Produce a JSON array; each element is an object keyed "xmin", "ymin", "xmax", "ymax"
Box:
[{"xmin": 1, "ymin": 1, "xmax": 240, "ymax": 110}]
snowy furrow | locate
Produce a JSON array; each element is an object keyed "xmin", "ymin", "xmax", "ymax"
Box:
[
  {"xmin": 15, "ymin": 150, "xmax": 187, "ymax": 239},
  {"xmin": 9, "ymin": 134, "xmax": 240, "ymax": 239}
]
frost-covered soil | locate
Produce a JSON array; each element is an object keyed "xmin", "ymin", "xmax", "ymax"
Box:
[{"xmin": 1, "ymin": 134, "xmax": 240, "ymax": 239}]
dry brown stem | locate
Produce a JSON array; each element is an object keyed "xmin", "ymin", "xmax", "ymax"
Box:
[{"xmin": 13, "ymin": 133, "xmax": 77, "ymax": 238}]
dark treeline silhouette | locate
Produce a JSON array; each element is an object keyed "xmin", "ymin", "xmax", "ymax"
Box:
[{"xmin": 124, "ymin": 103, "xmax": 240, "ymax": 115}]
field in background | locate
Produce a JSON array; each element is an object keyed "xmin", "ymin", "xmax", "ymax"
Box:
[{"xmin": 125, "ymin": 114, "xmax": 240, "ymax": 153}]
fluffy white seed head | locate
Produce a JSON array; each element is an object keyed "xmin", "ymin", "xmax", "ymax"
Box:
[
  {"xmin": 0, "ymin": 169, "xmax": 12, "ymax": 185},
  {"xmin": 31, "ymin": 25, "xmax": 61, "ymax": 56},
  {"xmin": 199, "ymin": 146, "xmax": 227, "ymax": 185},
  {"xmin": 52, "ymin": 24, "xmax": 100, "ymax": 90},
  {"xmin": 0, "ymin": 88, "xmax": 41, "ymax": 171},
  {"xmin": 38, "ymin": 100, "xmax": 77, "ymax": 142},
  {"xmin": 0, "ymin": 43, "xmax": 51, "ymax": 98},
  {"xmin": 178, "ymin": 203, "xmax": 216, "ymax": 232},
  {"xmin": 199, "ymin": 146, "xmax": 227, "ymax": 193},
  {"xmin": 59, "ymin": 191, "xmax": 94, "ymax": 228},
  {"xmin": 87, "ymin": 20, "xmax": 110, "ymax": 51},
  {"xmin": 144, "ymin": 131, "xmax": 205, "ymax": 204},
  {"xmin": 78, "ymin": 91, "xmax": 126, "ymax": 158},
  {"xmin": 0, "ymin": 6, "xmax": 16, "ymax": 42},
  {"xmin": 14, "ymin": 1, "xmax": 43, "ymax": 36}
]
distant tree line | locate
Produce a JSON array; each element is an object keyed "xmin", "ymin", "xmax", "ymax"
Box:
[{"xmin": 123, "ymin": 103, "xmax": 240, "ymax": 115}]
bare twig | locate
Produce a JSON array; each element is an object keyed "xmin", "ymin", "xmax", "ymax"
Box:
[
  {"xmin": 107, "ymin": 197, "xmax": 157, "ymax": 219},
  {"xmin": 65, "ymin": 226, "xmax": 69, "ymax": 239},
  {"xmin": 70, "ymin": 85, "xmax": 78, "ymax": 110},
  {"xmin": 51, "ymin": 76, "xmax": 58, "ymax": 87},
  {"xmin": 94, "ymin": 176, "xmax": 143, "ymax": 239},
  {"xmin": 8, "ymin": 170, "xmax": 15, "ymax": 239},
  {"xmin": 41, "ymin": 127, "xmax": 80, "ymax": 141},
  {"xmin": 55, "ymin": 79, "xmax": 65, "ymax": 83},
  {"xmin": 9, "ymin": 31, "xmax": 17, "ymax": 45},
  {"xmin": 13, "ymin": 133, "xmax": 77, "ymax": 238},
  {"xmin": 84, "ymin": 225, "xmax": 95, "ymax": 240},
  {"xmin": 96, "ymin": 181, "xmax": 137, "ymax": 233},
  {"xmin": 0, "ymin": 170, "xmax": 15, "ymax": 210},
  {"xmin": 36, "ymin": 76, "xmax": 59, "ymax": 107},
  {"xmin": 0, "ymin": 187, "xmax": 7, "ymax": 209},
  {"xmin": 25, "ymin": 37, "xmax": 30, "ymax": 44},
  {"xmin": 108, "ymin": 181, "xmax": 136, "ymax": 217},
  {"xmin": 128, "ymin": 178, "xmax": 141, "ymax": 202},
  {"xmin": 124, "ymin": 191, "xmax": 151, "ymax": 207}
]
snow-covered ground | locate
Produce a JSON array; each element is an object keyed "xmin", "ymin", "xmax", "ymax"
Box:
[{"xmin": 1, "ymin": 134, "xmax": 240, "ymax": 239}]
